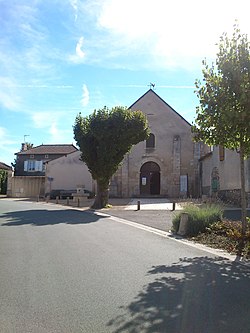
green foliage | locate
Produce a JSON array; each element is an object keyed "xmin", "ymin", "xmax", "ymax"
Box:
[
  {"xmin": 73, "ymin": 105, "xmax": 150, "ymax": 208},
  {"xmin": 12, "ymin": 142, "xmax": 33, "ymax": 172},
  {"xmin": 24, "ymin": 142, "xmax": 34, "ymax": 150},
  {"xmin": 192, "ymin": 23, "xmax": 250, "ymax": 235},
  {"xmin": 192, "ymin": 23, "xmax": 250, "ymax": 156},
  {"xmin": 74, "ymin": 106, "xmax": 149, "ymax": 182},
  {"xmin": 172, "ymin": 204, "xmax": 223, "ymax": 236},
  {"xmin": 0, "ymin": 170, "xmax": 8, "ymax": 194}
]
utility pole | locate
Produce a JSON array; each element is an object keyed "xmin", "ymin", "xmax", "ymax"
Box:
[{"xmin": 24, "ymin": 134, "xmax": 30, "ymax": 143}]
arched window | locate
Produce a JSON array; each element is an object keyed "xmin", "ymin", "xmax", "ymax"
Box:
[{"xmin": 146, "ymin": 133, "xmax": 155, "ymax": 148}]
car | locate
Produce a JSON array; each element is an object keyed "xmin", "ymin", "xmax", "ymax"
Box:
[
  {"xmin": 45, "ymin": 189, "xmax": 76, "ymax": 199},
  {"xmin": 82, "ymin": 189, "xmax": 95, "ymax": 199},
  {"xmin": 45, "ymin": 189, "xmax": 95, "ymax": 199}
]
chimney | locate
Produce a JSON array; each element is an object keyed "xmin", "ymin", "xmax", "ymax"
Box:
[{"xmin": 21, "ymin": 143, "xmax": 27, "ymax": 151}]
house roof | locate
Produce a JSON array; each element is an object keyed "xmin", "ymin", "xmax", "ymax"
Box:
[
  {"xmin": 16, "ymin": 144, "xmax": 78, "ymax": 155},
  {"xmin": 0, "ymin": 162, "xmax": 12, "ymax": 170},
  {"xmin": 129, "ymin": 89, "xmax": 191, "ymax": 126}
]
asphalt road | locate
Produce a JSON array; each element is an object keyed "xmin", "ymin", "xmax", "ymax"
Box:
[{"xmin": 0, "ymin": 199, "xmax": 250, "ymax": 333}]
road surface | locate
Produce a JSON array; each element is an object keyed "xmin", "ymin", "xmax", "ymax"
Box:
[{"xmin": 0, "ymin": 198, "xmax": 250, "ymax": 333}]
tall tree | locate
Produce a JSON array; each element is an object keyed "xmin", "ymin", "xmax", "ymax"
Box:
[
  {"xmin": 192, "ymin": 23, "xmax": 250, "ymax": 235},
  {"xmin": 73, "ymin": 106, "xmax": 150, "ymax": 209}
]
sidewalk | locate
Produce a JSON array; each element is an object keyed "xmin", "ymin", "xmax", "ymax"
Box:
[{"xmin": 101, "ymin": 198, "xmax": 182, "ymax": 232}]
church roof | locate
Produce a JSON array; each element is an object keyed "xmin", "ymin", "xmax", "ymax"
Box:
[{"xmin": 129, "ymin": 89, "xmax": 191, "ymax": 126}]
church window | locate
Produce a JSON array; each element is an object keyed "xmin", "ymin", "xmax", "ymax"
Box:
[{"xmin": 146, "ymin": 133, "xmax": 155, "ymax": 148}]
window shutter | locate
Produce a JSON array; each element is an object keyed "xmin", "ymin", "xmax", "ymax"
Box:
[
  {"xmin": 24, "ymin": 161, "xmax": 28, "ymax": 171},
  {"xmin": 34, "ymin": 161, "xmax": 43, "ymax": 171},
  {"xmin": 39, "ymin": 161, "xmax": 43, "ymax": 171}
]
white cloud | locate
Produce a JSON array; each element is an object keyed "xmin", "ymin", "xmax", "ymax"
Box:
[
  {"xmin": 76, "ymin": 36, "xmax": 85, "ymax": 58},
  {"xmin": 48, "ymin": 122, "xmax": 73, "ymax": 143},
  {"xmin": 0, "ymin": 91, "xmax": 18, "ymax": 110},
  {"xmin": 81, "ymin": 84, "xmax": 89, "ymax": 107},
  {"xmin": 0, "ymin": 127, "xmax": 7, "ymax": 139},
  {"xmin": 81, "ymin": 0, "xmax": 250, "ymax": 70},
  {"xmin": 0, "ymin": 127, "xmax": 17, "ymax": 146},
  {"xmin": 70, "ymin": 0, "xmax": 78, "ymax": 21},
  {"xmin": 0, "ymin": 77, "xmax": 21, "ymax": 110},
  {"xmin": 32, "ymin": 112, "xmax": 60, "ymax": 129},
  {"xmin": 31, "ymin": 112, "xmax": 74, "ymax": 144},
  {"xmin": 49, "ymin": 122, "xmax": 60, "ymax": 140},
  {"xmin": 0, "ymin": 126, "xmax": 19, "ymax": 164},
  {"xmin": 68, "ymin": 36, "xmax": 86, "ymax": 63}
]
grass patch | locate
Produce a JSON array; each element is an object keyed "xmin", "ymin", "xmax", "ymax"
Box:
[{"xmin": 172, "ymin": 204, "xmax": 223, "ymax": 236}]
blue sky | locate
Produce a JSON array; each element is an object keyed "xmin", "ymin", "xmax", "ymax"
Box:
[{"xmin": 1, "ymin": 0, "xmax": 249, "ymax": 165}]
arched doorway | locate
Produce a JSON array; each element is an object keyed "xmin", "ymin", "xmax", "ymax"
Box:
[{"xmin": 140, "ymin": 162, "xmax": 160, "ymax": 195}]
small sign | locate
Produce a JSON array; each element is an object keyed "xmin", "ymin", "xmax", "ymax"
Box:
[
  {"xmin": 142, "ymin": 177, "xmax": 147, "ymax": 186},
  {"xmin": 180, "ymin": 175, "xmax": 187, "ymax": 193}
]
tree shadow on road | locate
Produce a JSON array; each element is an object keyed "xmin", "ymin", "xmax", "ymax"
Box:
[
  {"xmin": 0, "ymin": 209, "xmax": 108, "ymax": 226},
  {"xmin": 107, "ymin": 256, "xmax": 250, "ymax": 333}
]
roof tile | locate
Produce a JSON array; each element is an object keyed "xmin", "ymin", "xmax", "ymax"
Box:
[{"xmin": 17, "ymin": 144, "xmax": 78, "ymax": 155}]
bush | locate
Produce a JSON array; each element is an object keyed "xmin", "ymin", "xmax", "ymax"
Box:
[
  {"xmin": 204, "ymin": 220, "xmax": 250, "ymax": 257},
  {"xmin": 172, "ymin": 204, "xmax": 223, "ymax": 236},
  {"xmin": 208, "ymin": 219, "xmax": 250, "ymax": 240},
  {"xmin": 0, "ymin": 170, "xmax": 7, "ymax": 194}
]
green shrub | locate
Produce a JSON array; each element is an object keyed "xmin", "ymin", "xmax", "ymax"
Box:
[
  {"xmin": 172, "ymin": 204, "xmax": 223, "ymax": 236},
  {"xmin": 0, "ymin": 170, "xmax": 7, "ymax": 194}
]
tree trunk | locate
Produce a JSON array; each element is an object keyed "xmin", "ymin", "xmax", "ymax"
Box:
[
  {"xmin": 92, "ymin": 179, "xmax": 109, "ymax": 209},
  {"xmin": 239, "ymin": 145, "xmax": 247, "ymax": 236}
]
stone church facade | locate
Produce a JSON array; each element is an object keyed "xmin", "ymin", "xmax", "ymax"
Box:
[{"xmin": 109, "ymin": 89, "xmax": 206, "ymax": 198}]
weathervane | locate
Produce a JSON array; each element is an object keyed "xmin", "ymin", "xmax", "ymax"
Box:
[{"xmin": 148, "ymin": 82, "xmax": 155, "ymax": 90}]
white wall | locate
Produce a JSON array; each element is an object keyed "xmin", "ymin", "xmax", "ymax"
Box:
[
  {"xmin": 45, "ymin": 151, "xmax": 93, "ymax": 194},
  {"xmin": 201, "ymin": 146, "xmax": 250, "ymax": 192}
]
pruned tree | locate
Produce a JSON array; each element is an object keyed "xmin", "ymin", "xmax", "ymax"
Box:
[
  {"xmin": 73, "ymin": 106, "xmax": 150, "ymax": 209},
  {"xmin": 192, "ymin": 23, "xmax": 250, "ymax": 235}
]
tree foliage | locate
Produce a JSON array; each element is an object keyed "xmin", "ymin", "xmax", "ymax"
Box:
[
  {"xmin": 0, "ymin": 170, "xmax": 8, "ymax": 194},
  {"xmin": 73, "ymin": 106, "xmax": 150, "ymax": 208},
  {"xmin": 12, "ymin": 142, "xmax": 34, "ymax": 172},
  {"xmin": 192, "ymin": 23, "xmax": 250, "ymax": 235},
  {"xmin": 26, "ymin": 142, "xmax": 34, "ymax": 150}
]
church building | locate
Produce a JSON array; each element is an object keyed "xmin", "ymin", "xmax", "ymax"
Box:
[{"xmin": 109, "ymin": 89, "xmax": 206, "ymax": 198}]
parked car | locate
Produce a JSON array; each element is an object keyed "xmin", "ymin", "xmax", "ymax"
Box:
[
  {"xmin": 45, "ymin": 189, "xmax": 76, "ymax": 199},
  {"xmin": 46, "ymin": 189, "xmax": 95, "ymax": 199},
  {"xmin": 82, "ymin": 189, "xmax": 95, "ymax": 199}
]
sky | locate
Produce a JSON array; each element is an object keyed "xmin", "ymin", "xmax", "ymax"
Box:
[{"xmin": 0, "ymin": 0, "xmax": 249, "ymax": 166}]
